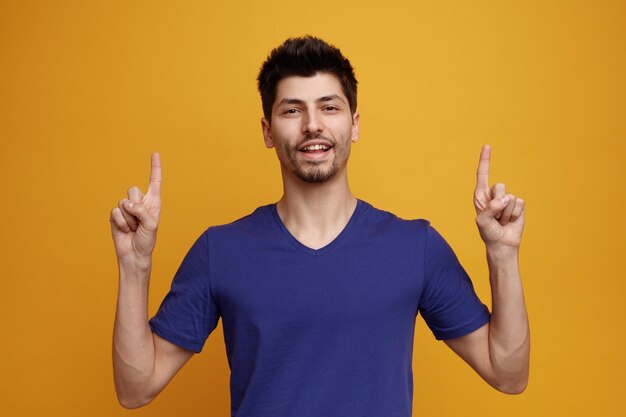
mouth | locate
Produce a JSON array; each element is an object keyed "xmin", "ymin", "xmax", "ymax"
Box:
[{"xmin": 298, "ymin": 140, "xmax": 333, "ymax": 155}]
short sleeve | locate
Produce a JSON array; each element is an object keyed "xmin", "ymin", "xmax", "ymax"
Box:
[
  {"xmin": 149, "ymin": 231, "xmax": 220, "ymax": 353},
  {"xmin": 419, "ymin": 225, "xmax": 490, "ymax": 340}
]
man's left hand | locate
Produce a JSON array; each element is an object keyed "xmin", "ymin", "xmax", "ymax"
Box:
[{"xmin": 473, "ymin": 144, "xmax": 525, "ymax": 252}]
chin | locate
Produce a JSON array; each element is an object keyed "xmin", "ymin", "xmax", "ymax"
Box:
[
  {"xmin": 293, "ymin": 163, "xmax": 339, "ymax": 183},
  {"xmin": 295, "ymin": 170, "xmax": 336, "ymax": 183}
]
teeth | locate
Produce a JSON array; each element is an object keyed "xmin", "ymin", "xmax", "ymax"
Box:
[{"xmin": 302, "ymin": 144, "xmax": 330, "ymax": 151}]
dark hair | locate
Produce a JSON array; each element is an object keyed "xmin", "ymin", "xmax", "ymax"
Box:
[{"xmin": 257, "ymin": 35, "xmax": 358, "ymax": 121}]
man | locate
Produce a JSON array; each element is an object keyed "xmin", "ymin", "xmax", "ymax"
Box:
[{"xmin": 110, "ymin": 36, "xmax": 529, "ymax": 416}]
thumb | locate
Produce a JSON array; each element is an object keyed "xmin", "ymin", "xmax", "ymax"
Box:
[
  {"xmin": 123, "ymin": 200, "xmax": 158, "ymax": 232},
  {"xmin": 476, "ymin": 195, "xmax": 509, "ymax": 227}
]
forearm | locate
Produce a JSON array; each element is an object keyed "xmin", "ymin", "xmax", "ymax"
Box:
[
  {"xmin": 113, "ymin": 262, "xmax": 157, "ymax": 408},
  {"xmin": 486, "ymin": 247, "xmax": 530, "ymax": 392}
]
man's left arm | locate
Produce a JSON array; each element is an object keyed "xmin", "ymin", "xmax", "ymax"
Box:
[{"xmin": 444, "ymin": 144, "xmax": 529, "ymax": 394}]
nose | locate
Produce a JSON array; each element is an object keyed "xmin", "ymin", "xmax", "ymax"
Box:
[{"xmin": 302, "ymin": 110, "xmax": 323, "ymax": 135}]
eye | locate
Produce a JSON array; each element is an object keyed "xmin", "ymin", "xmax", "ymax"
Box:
[
  {"xmin": 283, "ymin": 108, "xmax": 299, "ymax": 115},
  {"xmin": 323, "ymin": 105, "xmax": 339, "ymax": 112}
]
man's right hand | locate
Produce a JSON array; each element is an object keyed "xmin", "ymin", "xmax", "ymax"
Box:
[{"xmin": 109, "ymin": 153, "xmax": 162, "ymax": 269}]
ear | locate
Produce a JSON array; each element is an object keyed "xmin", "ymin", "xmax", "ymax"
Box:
[
  {"xmin": 261, "ymin": 117, "xmax": 275, "ymax": 148},
  {"xmin": 351, "ymin": 112, "xmax": 360, "ymax": 143}
]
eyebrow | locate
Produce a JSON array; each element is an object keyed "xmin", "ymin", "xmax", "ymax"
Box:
[{"xmin": 277, "ymin": 94, "xmax": 346, "ymax": 107}]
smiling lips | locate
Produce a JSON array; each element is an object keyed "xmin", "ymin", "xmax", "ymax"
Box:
[
  {"xmin": 298, "ymin": 139, "xmax": 333, "ymax": 155},
  {"xmin": 301, "ymin": 144, "xmax": 330, "ymax": 152}
]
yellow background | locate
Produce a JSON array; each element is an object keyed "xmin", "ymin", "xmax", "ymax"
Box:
[{"xmin": 1, "ymin": 1, "xmax": 624, "ymax": 416}]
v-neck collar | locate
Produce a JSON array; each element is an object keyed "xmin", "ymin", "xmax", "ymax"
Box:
[{"xmin": 270, "ymin": 199, "xmax": 364, "ymax": 257}]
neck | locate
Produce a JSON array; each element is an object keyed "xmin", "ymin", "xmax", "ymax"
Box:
[{"xmin": 276, "ymin": 167, "xmax": 357, "ymax": 250}]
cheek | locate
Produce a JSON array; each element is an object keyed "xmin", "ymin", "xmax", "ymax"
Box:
[
  {"xmin": 278, "ymin": 141, "xmax": 297, "ymax": 162},
  {"xmin": 272, "ymin": 119, "xmax": 300, "ymax": 136},
  {"xmin": 330, "ymin": 117, "xmax": 355, "ymax": 135}
]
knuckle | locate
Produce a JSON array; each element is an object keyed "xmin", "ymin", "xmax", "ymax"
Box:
[{"xmin": 110, "ymin": 214, "xmax": 128, "ymax": 229}]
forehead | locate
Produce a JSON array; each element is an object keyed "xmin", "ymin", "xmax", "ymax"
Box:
[{"xmin": 274, "ymin": 73, "xmax": 346, "ymax": 104}]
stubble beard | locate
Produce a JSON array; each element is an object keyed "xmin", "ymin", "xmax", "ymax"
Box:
[{"xmin": 281, "ymin": 135, "xmax": 346, "ymax": 183}]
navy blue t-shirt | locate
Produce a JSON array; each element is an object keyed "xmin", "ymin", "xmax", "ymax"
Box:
[{"xmin": 149, "ymin": 200, "xmax": 490, "ymax": 417}]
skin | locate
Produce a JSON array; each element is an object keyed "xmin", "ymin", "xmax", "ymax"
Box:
[
  {"xmin": 110, "ymin": 72, "xmax": 529, "ymax": 408},
  {"xmin": 261, "ymin": 73, "xmax": 360, "ymax": 249},
  {"xmin": 444, "ymin": 144, "xmax": 529, "ymax": 394},
  {"xmin": 110, "ymin": 154, "xmax": 194, "ymax": 408}
]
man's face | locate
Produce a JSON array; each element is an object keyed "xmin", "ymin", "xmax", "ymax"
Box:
[{"xmin": 261, "ymin": 73, "xmax": 359, "ymax": 183}]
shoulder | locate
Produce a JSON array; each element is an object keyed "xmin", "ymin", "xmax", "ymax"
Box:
[
  {"xmin": 201, "ymin": 204, "xmax": 277, "ymax": 246},
  {"xmin": 357, "ymin": 201, "xmax": 456, "ymax": 250},
  {"xmin": 356, "ymin": 199, "xmax": 431, "ymax": 239}
]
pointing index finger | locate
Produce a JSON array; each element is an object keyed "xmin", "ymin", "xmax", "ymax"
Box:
[
  {"xmin": 147, "ymin": 152, "xmax": 161, "ymax": 197},
  {"xmin": 476, "ymin": 144, "xmax": 491, "ymax": 190}
]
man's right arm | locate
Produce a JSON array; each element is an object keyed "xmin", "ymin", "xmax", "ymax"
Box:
[{"xmin": 110, "ymin": 153, "xmax": 193, "ymax": 408}]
